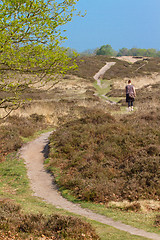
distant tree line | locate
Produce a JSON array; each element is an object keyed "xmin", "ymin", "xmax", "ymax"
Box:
[
  {"xmin": 76, "ymin": 44, "xmax": 160, "ymax": 57},
  {"xmin": 116, "ymin": 47, "xmax": 160, "ymax": 57}
]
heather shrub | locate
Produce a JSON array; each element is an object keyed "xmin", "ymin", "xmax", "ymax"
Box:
[
  {"xmin": 0, "ymin": 200, "xmax": 21, "ymax": 231},
  {"xmin": 154, "ymin": 215, "xmax": 160, "ymax": 229},
  {"xmin": 19, "ymin": 214, "xmax": 100, "ymax": 239},
  {"xmin": 0, "ymin": 200, "xmax": 99, "ymax": 239},
  {"xmin": 44, "ymin": 214, "xmax": 100, "ymax": 239},
  {"xmin": 70, "ymin": 56, "xmax": 112, "ymax": 80},
  {"xmin": 30, "ymin": 113, "xmax": 45, "ymax": 123},
  {"xmin": 48, "ymin": 110, "xmax": 160, "ymax": 203},
  {"xmin": 7, "ymin": 115, "xmax": 45, "ymax": 137},
  {"xmin": 0, "ymin": 200, "xmax": 21, "ymax": 214},
  {"xmin": 71, "ymin": 56, "xmax": 160, "ymax": 80},
  {"xmin": 0, "ymin": 115, "xmax": 46, "ymax": 161},
  {"xmin": 0, "ymin": 126, "xmax": 23, "ymax": 160}
]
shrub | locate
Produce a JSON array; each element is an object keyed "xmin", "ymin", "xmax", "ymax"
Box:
[
  {"xmin": 0, "ymin": 200, "xmax": 99, "ymax": 239},
  {"xmin": 0, "ymin": 126, "xmax": 23, "ymax": 160},
  {"xmin": 30, "ymin": 113, "xmax": 45, "ymax": 123},
  {"xmin": 123, "ymin": 202, "xmax": 141, "ymax": 212},
  {"xmin": 7, "ymin": 115, "xmax": 45, "ymax": 138},
  {"xmin": 48, "ymin": 109, "xmax": 160, "ymax": 203},
  {"xmin": 0, "ymin": 115, "xmax": 46, "ymax": 161},
  {"xmin": 71, "ymin": 56, "xmax": 160, "ymax": 80},
  {"xmin": 154, "ymin": 215, "xmax": 160, "ymax": 229}
]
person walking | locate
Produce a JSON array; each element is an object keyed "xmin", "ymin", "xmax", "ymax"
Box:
[{"xmin": 125, "ymin": 80, "xmax": 136, "ymax": 111}]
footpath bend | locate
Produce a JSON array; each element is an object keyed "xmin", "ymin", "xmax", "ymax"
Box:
[{"xmin": 20, "ymin": 132, "xmax": 160, "ymax": 240}]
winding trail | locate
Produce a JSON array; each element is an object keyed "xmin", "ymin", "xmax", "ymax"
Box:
[
  {"xmin": 93, "ymin": 62, "xmax": 117, "ymax": 105},
  {"xmin": 20, "ymin": 132, "xmax": 160, "ymax": 240},
  {"xmin": 93, "ymin": 62, "xmax": 116, "ymax": 87}
]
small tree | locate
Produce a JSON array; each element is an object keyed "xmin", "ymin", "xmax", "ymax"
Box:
[
  {"xmin": 96, "ymin": 44, "xmax": 117, "ymax": 56},
  {"xmin": 145, "ymin": 48, "xmax": 157, "ymax": 57},
  {"xmin": 117, "ymin": 48, "xmax": 129, "ymax": 56},
  {"xmin": 0, "ymin": 0, "xmax": 80, "ymax": 118}
]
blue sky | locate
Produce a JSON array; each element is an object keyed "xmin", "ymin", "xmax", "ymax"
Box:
[{"xmin": 62, "ymin": 0, "xmax": 160, "ymax": 53}]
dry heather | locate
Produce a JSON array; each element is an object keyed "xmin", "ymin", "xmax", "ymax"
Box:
[
  {"xmin": 112, "ymin": 73, "xmax": 160, "ymax": 90},
  {"xmin": 0, "ymin": 70, "xmax": 104, "ymax": 240},
  {"xmin": 0, "ymin": 114, "xmax": 46, "ymax": 161},
  {"xmin": 1, "ymin": 56, "xmax": 160, "ymax": 238},
  {"xmin": 155, "ymin": 215, "xmax": 160, "ymax": 229},
  {"xmin": 107, "ymin": 200, "xmax": 160, "ymax": 212},
  {"xmin": 1, "ymin": 56, "xmax": 160, "ymax": 205},
  {"xmin": 0, "ymin": 199, "xmax": 99, "ymax": 240},
  {"xmin": 109, "ymin": 79, "xmax": 160, "ymax": 111},
  {"xmin": 47, "ymin": 109, "xmax": 160, "ymax": 203},
  {"xmin": 0, "ymin": 72, "xmax": 118, "ymax": 124},
  {"xmin": 68, "ymin": 56, "xmax": 160, "ymax": 112},
  {"xmin": 0, "ymin": 71, "xmax": 116, "ymax": 162},
  {"xmin": 69, "ymin": 56, "xmax": 160, "ymax": 80},
  {"xmin": 71, "ymin": 56, "xmax": 160, "ymax": 96}
]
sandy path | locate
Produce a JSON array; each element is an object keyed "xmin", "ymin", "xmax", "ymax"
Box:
[
  {"xmin": 93, "ymin": 62, "xmax": 117, "ymax": 105},
  {"xmin": 93, "ymin": 62, "xmax": 116, "ymax": 87},
  {"xmin": 20, "ymin": 132, "xmax": 160, "ymax": 240}
]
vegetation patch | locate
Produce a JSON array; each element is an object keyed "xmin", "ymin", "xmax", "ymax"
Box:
[
  {"xmin": 69, "ymin": 56, "xmax": 118, "ymax": 80},
  {"xmin": 71, "ymin": 56, "xmax": 160, "ymax": 80},
  {"xmin": 104, "ymin": 58, "xmax": 160, "ymax": 80},
  {"xmin": 1, "ymin": 55, "xmax": 160, "ymax": 239},
  {"xmin": 0, "ymin": 200, "xmax": 99, "ymax": 240},
  {"xmin": 0, "ymin": 143, "xmax": 152, "ymax": 240},
  {"xmin": 107, "ymin": 200, "xmax": 160, "ymax": 213},
  {"xmin": 48, "ymin": 109, "xmax": 160, "ymax": 203},
  {"xmin": 154, "ymin": 215, "xmax": 160, "ymax": 229},
  {"xmin": 0, "ymin": 114, "xmax": 46, "ymax": 161}
]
